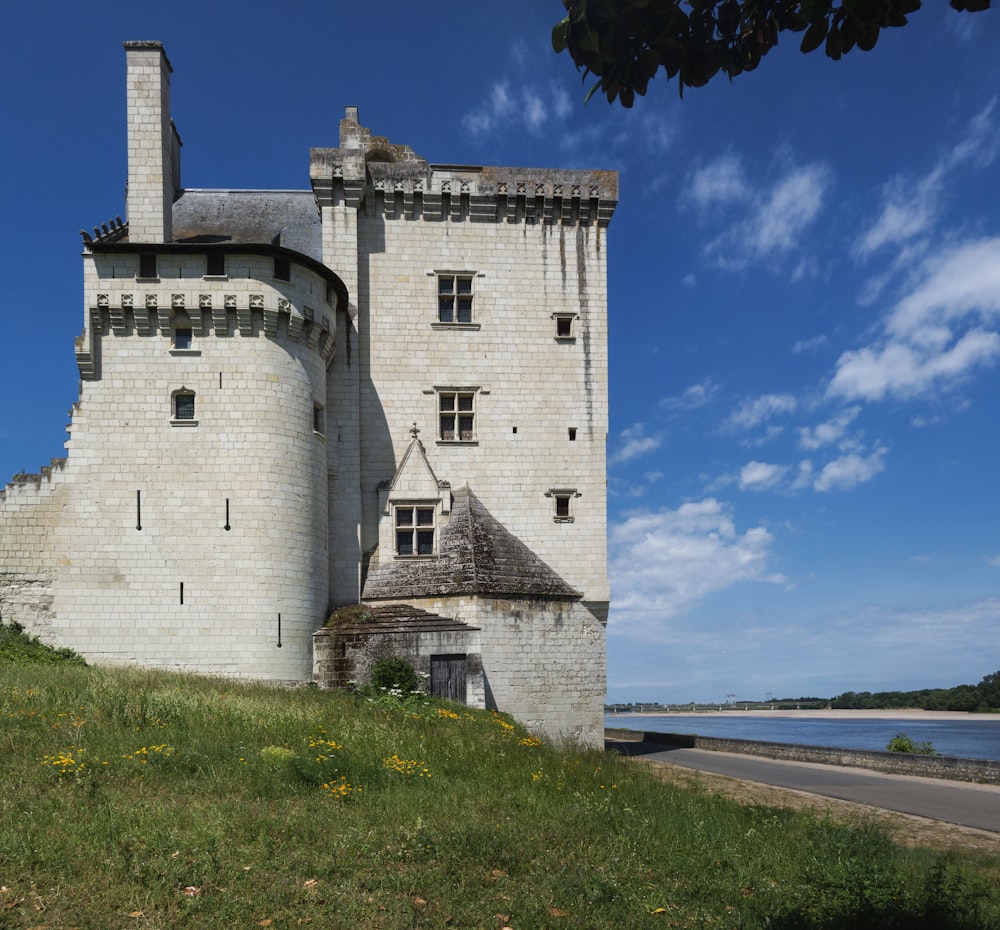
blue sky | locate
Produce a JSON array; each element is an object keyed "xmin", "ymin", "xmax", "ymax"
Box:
[{"xmin": 2, "ymin": 3, "xmax": 999, "ymax": 703}]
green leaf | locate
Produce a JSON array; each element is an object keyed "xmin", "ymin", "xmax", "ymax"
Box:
[
  {"xmin": 800, "ymin": 18, "xmax": 829, "ymax": 53},
  {"xmin": 825, "ymin": 23, "xmax": 843, "ymax": 60},
  {"xmin": 583, "ymin": 79, "xmax": 603, "ymax": 105},
  {"xmin": 856, "ymin": 23, "xmax": 879, "ymax": 52},
  {"xmin": 552, "ymin": 18, "xmax": 569, "ymax": 54}
]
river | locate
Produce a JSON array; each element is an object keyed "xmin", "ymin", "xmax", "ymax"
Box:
[{"xmin": 604, "ymin": 713, "xmax": 1000, "ymax": 762}]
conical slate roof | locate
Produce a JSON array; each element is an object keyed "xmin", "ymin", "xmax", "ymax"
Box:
[{"xmin": 362, "ymin": 487, "xmax": 580, "ymax": 601}]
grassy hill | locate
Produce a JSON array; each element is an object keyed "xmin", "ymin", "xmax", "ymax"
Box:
[{"xmin": 1, "ymin": 639, "xmax": 998, "ymax": 928}]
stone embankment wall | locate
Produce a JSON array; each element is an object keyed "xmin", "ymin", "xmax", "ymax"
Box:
[{"xmin": 606, "ymin": 728, "xmax": 1000, "ymax": 785}]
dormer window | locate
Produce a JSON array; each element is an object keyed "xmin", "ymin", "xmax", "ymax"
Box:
[
  {"xmin": 138, "ymin": 253, "xmax": 158, "ymax": 280},
  {"xmin": 205, "ymin": 253, "xmax": 226, "ymax": 277},
  {"xmin": 395, "ymin": 505, "xmax": 436, "ymax": 556}
]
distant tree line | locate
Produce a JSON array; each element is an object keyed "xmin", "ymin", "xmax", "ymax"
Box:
[{"xmin": 831, "ymin": 671, "xmax": 1000, "ymax": 712}]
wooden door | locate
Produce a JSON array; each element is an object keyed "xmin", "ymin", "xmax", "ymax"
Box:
[{"xmin": 430, "ymin": 654, "xmax": 467, "ymax": 703}]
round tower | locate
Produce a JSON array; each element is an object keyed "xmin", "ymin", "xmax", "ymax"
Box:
[{"xmin": 55, "ymin": 243, "xmax": 342, "ymax": 680}]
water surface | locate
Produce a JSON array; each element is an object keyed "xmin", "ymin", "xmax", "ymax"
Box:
[{"xmin": 605, "ymin": 713, "xmax": 1000, "ymax": 762}]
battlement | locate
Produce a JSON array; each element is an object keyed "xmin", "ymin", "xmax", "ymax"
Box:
[
  {"xmin": 311, "ymin": 157, "xmax": 617, "ymax": 225},
  {"xmin": 76, "ymin": 248, "xmax": 341, "ymax": 379},
  {"xmin": 310, "ymin": 107, "xmax": 617, "ymax": 226},
  {"xmin": 1, "ymin": 459, "xmax": 68, "ymax": 499}
]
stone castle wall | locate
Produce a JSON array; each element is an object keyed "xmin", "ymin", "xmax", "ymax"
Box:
[
  {"xmin": 0, "ymin": 464, "xmax": 67, "ymax": 639},
  {"xmin": 378, "ymin": 594, "xmax": 607, "ymax": 746},
  {"xmin": 0, "ymin": 250, "xmax": 336, "ymax": 680},
  {"xmin": 355, "ymin": 184, "xmax": 610, "ymax": 606}
]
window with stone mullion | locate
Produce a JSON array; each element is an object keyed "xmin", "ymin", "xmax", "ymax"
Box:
[
  {"xmin": 438, "ymin": 274, "xmax": 473, "ymax": 323},
  {"xmin": 439, "ymin": 391, "xmax": 474, "ymax": 441},
  {"xmin": 395, "ymin": 505, "xmax": 435, "ymax": 556}
]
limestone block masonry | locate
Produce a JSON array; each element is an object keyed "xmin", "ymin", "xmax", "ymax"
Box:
[{"xmin": 0, "ymin": 41, "xmax": 618, "ymax": 746}]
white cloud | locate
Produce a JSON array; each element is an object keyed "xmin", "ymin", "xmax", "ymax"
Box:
[
  {"xmin": 683, "ymin": 154, "xmax": 749, "ymax": 209},
  {"xmin": 551, "ymin": 84, "xmax": 572, "ymax": 121},
  {"xmin": 610, "ymin": 423, "xmax": 662, "ymax": 466},
  {"xmin": 813, "ymin": 444, "xmax": 887, "ymax": 492},
  {"xmin": 739, "ymin": 460, "xmax": 788, "ymax": 491},
  {"xmin": 752, "ymin": 166, "xmax": 829, "ymax": 254},
  {"xmin": 742, "ymin": 424, "xmax": 785, "ymax": 448},
  {"xmin": 797, "ymin": 406, "xmax": 861, "ymax": 451},
  {"xmin": 830, "ymin": 237, "xmax": 1000, "ymax": 402},
  {"xmin": 462, "ymin": 81, "xmax": 516, "ymax": 139},
  {"xmin": 855, "ymin": 170, "xmax": 943, "ymax": 257},
  {"xmin": 639, "ymin": 110, "xmax": 677, "ymax": 155},
  {"xmin": 607, "ymin": 596, "xmax": 1000, "ymax": 700},
  {"xmin": 463, "ymin": 78, "xmax": 582, "ymax": 142},
  {"xmin": 887, "ymin": 238, "xmax": 1000, "ymax": 339},
  {"xmin": 523, "ymin": 91, "xmax": 547, "ymax": 134},
  {"xmin": 725, "ymin": 393, "xmax": 798, "ymax": 431},
  {"xmin": 702, "ymin": 163, "xmax": 830, "ymax": 270},
  {"xmin": 660, "ymin": 378, "xmax": 720, "ymax": 412},
  {"xmin": 856, "ymin": 100, "xmax": 1000, "ymax": 258},
  {"xmin": 791, "ymin": 459, "xmax": 814, "ymax": 490},
  {"xmin": 608, "ymin": 499, "xmax": 784, "ymax": 637},
  {"xmin": 829, "ymin": 327, "xmax": 1000, "ymax": 402}
]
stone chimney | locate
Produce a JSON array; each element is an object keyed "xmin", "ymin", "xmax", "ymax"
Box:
[{"xmin": 124, "ymin": 41, "xmax": 181, "ymax": 243}]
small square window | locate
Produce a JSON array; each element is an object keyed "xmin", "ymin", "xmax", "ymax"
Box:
[
  {"xmin": 206, "ymin": 253, "xmax": 225, "ymax": 276},
  {"xmin": 438, "ymin": 273, "xmax": 474, "ymax": 324},
  {"xmin": 138, "ymin": 253, "xmax": 158, "ymax": 279},
  {"xmin": 395, "ymin": 505, "xmax": 436, "ymax": 556},
  {"xmin": 568, "ymin": 427, "xmax": 577, "ymax": 441},
  {"xmin": 549, "ymin": 488, "xmax": 577, "ymax": 522},
  {"xmin": 554, "ymin": 313, "xmax": 576, "ymax": 339},
  {"xmin": 274, "ymin": 257, "xmax": 291, "ymax": 281},
  {"xmin": 439, "ymin": 391, "xmax": 476, "ymax": 441},
  {"xmin": 174, "ymin": 328, "xmax": 193, "ymax": 350}
]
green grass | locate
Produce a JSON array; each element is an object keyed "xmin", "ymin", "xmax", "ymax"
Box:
[
  {"xmin": 0, "ymin": 621, "xmax": 85, "ymax": 666},
  {"xmin": 1, "ymin": 661, "xmax": 998, "ymax": 929}
]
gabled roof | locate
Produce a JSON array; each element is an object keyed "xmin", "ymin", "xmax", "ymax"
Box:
[
  {"xmin": 363, "ymin": 486, "xmax": 580, "ymax": 601},
  {"xmin": 382, "ymin": 433, "xmax": 448, "ymax": 500}
]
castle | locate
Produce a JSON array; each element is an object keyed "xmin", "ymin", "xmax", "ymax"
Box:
[{"xmin": 0, "ymin": 42, "xmax": 617, "ymax": 744}]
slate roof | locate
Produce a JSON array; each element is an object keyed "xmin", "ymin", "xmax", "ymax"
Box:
[
  {"xmin": 363, "ymin": 487, "xmax": 580, "ymax": 601},
  {"xmin": 321, "ymin": 603, "xmax": 479, "ymax": 635},
  {"xmin": 171, "ymin": 190, "xmax": 321, "ymax": 260}
]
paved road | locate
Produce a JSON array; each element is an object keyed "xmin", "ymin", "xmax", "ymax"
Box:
[{"xmin": 611, "ymin": 740, "xmax": 1000, "ymax": 833}]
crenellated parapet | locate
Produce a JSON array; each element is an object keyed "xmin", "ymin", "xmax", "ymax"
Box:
[
  {"xmin": 310, "ymin": 108, "xmax": 617, "ymax": 227},
  {"xmin": 77, "ymin": 247, "xmax": 343, "ymax": 379},
  {"xmin": 312, "ymin": 159, "xmax": 617, "ymax": 227},
  {"xmin": 0, "ymin": 458, "xmax": 68, "ymax": 504}
]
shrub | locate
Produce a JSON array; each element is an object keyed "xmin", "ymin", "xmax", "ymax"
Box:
[
  {"xmin": 370, "ymin": 656, "xmax": 420, "ymax": 695},
  {"xmin": 0, "ymin": 621, "xmax": 85, "ymax": 666},
  {"xmin": 887, "ymin": 732, "xmax": 936, "ymax": 755},
  {"xmin": 325, "ymin": 604, "xmax": 374, "ymax": 627}
]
